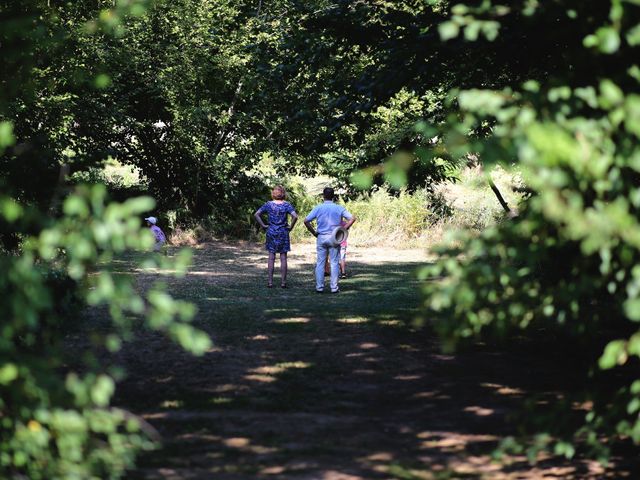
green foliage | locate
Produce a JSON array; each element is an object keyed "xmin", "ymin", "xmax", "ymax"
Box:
[
  {"xmin": 418, "ymin": 0, "xmax": 640, "ymax": 459},
  {"xmin": 1, "ymin": 0, "xmax": 466, "ymax": 231},
  {"xmin": 1, "ymin": 184, "xmax": 210, "ymax": 479},
  {"xmin": 0, "ymin": 2, "xmax": 210, "ymax": 478}
]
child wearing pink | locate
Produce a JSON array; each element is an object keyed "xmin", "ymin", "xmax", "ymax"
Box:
[
  {"xmin": 324, "ymin": 220, "xmax": 350, "ymax": 278},
  {"xmin": 339, "ymin": 220, "xmax": 348, "ymax": 278}
]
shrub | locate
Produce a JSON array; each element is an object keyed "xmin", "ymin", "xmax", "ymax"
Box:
[
  {"xmin": 0, "ymin": 185, "xmax": 210, "ymax": 479},
  {"xmin": 419, "ymin": 0, "xmax": 640, "ymax": 460}
]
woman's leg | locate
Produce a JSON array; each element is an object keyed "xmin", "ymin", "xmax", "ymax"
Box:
[
  {"xmin": 267, "ymin": 252, "xmax": 276, "ymax": 286},
  {"xmin": 280, "ymin": 253, "xmax": 288, "ymax": 286}
]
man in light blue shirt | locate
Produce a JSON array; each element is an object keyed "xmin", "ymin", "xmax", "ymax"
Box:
[{"xmin": 304, "ymin": 187, "xmax": 356, "ymax": 293}]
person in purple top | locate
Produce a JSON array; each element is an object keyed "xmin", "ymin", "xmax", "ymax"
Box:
[
  {"xmin": 254, "ymin": 186, "xmax": 298, "ymax": 288},
  {"xmin": 145, "ymin": 216, "xmax": 166, "ymax": 252}
]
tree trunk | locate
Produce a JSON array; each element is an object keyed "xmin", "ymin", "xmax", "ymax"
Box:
[{"xmin": 488, "ymin": 178, "xmax": 511, "ymax": 214}]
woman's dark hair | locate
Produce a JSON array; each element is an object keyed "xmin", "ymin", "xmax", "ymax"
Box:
[{"xmin": 271, "ymin": 185, "xmax": 286, "ymax": 200}]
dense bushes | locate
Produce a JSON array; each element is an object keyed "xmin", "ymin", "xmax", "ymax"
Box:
[
  {"xmin": 0, "ymin": 185, "xmax": 210, "ymax": 479},
  {"xmin": 0, "ymin": 2, "xmax": 212, "ymax": 477},
  {"xmin": 420, "ymin": 0, "xmax": 640, "ymax": 459}
]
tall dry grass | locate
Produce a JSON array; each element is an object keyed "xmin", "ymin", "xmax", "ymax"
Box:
[
  {"xmin": 169, "ymin": 167, "xmax": 523, "ymax": 249},
  {"xmin": 331, "ymin": 188, "xmax": 433, "ymax": 246}
]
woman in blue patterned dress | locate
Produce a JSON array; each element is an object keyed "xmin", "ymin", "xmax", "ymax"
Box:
[{"xmin": 254, "ymin": 186, "xmax": 298, "ymax": 288}]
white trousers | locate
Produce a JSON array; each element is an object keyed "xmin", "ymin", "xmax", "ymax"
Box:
[{"xmin": 316, "ymin": 235, "xmax": 340, "ymax": 292}]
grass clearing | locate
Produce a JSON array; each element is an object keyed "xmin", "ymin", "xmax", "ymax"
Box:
[{"xmin": 84, "ymin": 242, "xmax": 632, "ymax": 479}]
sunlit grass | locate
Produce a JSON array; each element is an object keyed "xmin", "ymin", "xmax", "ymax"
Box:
[{"xmin": 270, "ymin": 317, "xmax": 311, "ymax": 324}]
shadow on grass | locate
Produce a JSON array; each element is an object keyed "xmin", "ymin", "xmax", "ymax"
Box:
[{"xmin": 94, "ymin": 243, "xmax": 635, "ymax": 479}]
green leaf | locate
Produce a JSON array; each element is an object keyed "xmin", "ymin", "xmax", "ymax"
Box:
[
  {"xmin": 414, "ymin": 121, "xmax": 437, "ymax": 136},
  {"xmin": 628, "ymin": 398, "xmax": 640, "ymax": 415},
  {"xmin": 94, "ymin": 74, "xmax": 112, "ymax": 89},
  {"xmin": 130, "ymin": 3, "xmax": 147, "ymax": 16},
  {"xmin": 481, "ymin": 21, "xmax": 500, "ymax": 41},
  {"xmin": 0, "ymin": 121, "xmax": 15, "ymax": 152},
  {"xmin": 451, "ymin": 5, "xmax": 468, "ymax": 15},
  {"xmin": 0, "ymin": 364, "xmax": 19, "ymax": 385},
  {"xmin": 554, "ymin": 441, "xmax": 576, "ymax": 459},
  {"xmin": 0, "ymin": 198, "xmax": 23, "ymax": 222},
  {"xmin": 106, "ymin": 335, "xmax": 122, "ymax": 352},
  {"xmin": 63, "ymin": 195, "xmax": 90, "ymax": 218},
  {"xmin": 599, "ymin": 340, "xmax": 628, "ymax": 369},
  {"xmin": 610, "ymin": 0, "xmax": 624, "ymax": 22},
  {"xmin": 350, "ymin": 170, "xmax": 374, "ymax": 190},
  {"xmin": 438, "ymin": 21, "xmax": 460, "ymax": 41},
  {"xmin": 626, "ymin": 24, "xmax": 640, "ymax": 46},
  {"xmin": 123, "ymin": 196, "xmax": 155, "ymax": 214},
  {"xmin": 574, "ymin": 86, "xmax": 598, "ymax": 108},
  {"xmin": 628, "ymin": 334, "xmax": 640, "ymax": 356},
  {"xmin": 384, "ymin": 168, "xmax": 408, "ymax": 189},
  {"xmin": 91, "ymin": 375, "xmax": 115, "ymax": 407},
  {"xmin": 464, "ymin": 22, "xmax": 481, "ymax": 41},
  {"xmin": 548, "ymin": 86, "xmax": 572, "ymax": 102},
  {"xmin": 599, "ymin": 80, "xmax": 624, "ymax": 109},
  {"xmin": 170, "ymin": 324, "xmax": 212, "ymax": 355},
  {"xmin": 624, "ymin": 94, "xmax": 640, "ymax": 137},
  {"xmin": 458, "ymin": 89, "xmax": 506, "ymax": 114},
  {"xmin": 591, "ymin": 26, "xmax": 621, "ymax": 54},
  {"xmin": 624, "ymin": 298, "xmax": 640, "ymax": 321}
]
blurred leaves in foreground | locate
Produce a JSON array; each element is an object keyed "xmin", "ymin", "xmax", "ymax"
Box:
[
  {"xmin": 412, "ymin": 0, "xmax": 640, "ymax": 462},
  {"xmin": 1, "ymin": 184, "xmax": 210, "ymax": 479},
  {"xmin": 0, "ymin": 1, "xmax": 210, "ymax": 478}
]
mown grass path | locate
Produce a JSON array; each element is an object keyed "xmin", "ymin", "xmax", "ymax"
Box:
[{"xmin": 112, "ymin": 242, "xmax": 618, "ymax": 479}]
